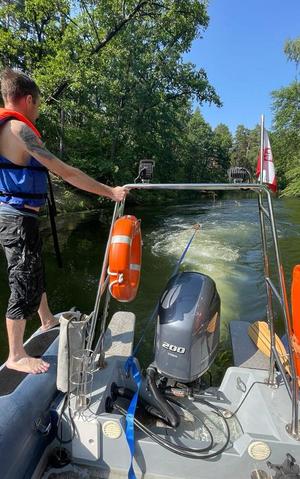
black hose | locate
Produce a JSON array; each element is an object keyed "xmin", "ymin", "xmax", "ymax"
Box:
[
  {"xmin": 110, "ymin": 379, "xmax": 231, "ymax": 458},
  {"xmin": 146, "ymin": 366, "xmax": 180, "ymax": 428},
  {"xmin": 111, "ymin": 378, "xmax": 231, "ymax": 459},
  {"xmin": 114, "ymin": 401, "xmax": 231, "ymax": 459},
  {"xmin": 112, "ymin": 385, "xmax": 171, "ymax": 424}
]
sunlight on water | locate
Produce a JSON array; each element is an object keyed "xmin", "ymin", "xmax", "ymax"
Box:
[{"xmin": 148, "ymin": 200, "xmax": 268, "ymax": 336}]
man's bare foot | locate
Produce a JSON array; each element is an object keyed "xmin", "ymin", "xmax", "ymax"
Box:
[
  {"xmin": 6, "ymin": 356, "xmax": 50, "ymax": 374},
  {"xmin": 40, "ymin": 315, "xmax": 60, "ymax": 332}
]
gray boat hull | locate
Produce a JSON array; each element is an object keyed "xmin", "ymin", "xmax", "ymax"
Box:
[
  {"xmin": 47, "ymin": 314, "xmax": 300, "ymax": 479},
  {"xmin": 0, "ymin": 331, "xmax": 60, "ymax": 479}
]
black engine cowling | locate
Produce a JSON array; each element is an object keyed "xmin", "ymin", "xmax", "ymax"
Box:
[{"xmin": 154, "ymin": 271, "xmax": 220, "ymax": 383}]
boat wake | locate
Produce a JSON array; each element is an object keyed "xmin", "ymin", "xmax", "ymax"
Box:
[{"xmin": 148, "ymin": 200, "xmax": 266, "ymax": 327}]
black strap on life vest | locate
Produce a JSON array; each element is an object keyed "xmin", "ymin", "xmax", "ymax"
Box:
[
  {"xmin": 0, "ymin": 190, "xmax": 47, "ymax": 199},
  {"xmin": 0, "ymin": 162, "xmax": 46, "ymax": 171},
  {"xmin": 46, "ymin": 171, "xmax": 62, "ymax": 267}
]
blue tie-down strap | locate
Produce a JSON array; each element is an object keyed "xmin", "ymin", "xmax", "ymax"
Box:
[{"xmin": 124, "ymin": 356, "xmax": 142, "ymax": 479}]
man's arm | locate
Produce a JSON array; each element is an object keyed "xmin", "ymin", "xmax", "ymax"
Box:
[{"xmin": 11, "ymin": 121, "xmax": 127, "ymax": 202}]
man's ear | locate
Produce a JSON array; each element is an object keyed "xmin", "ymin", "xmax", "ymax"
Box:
[{"xmin": 25, "ymin": 94, "xmax": 33, "ymax": 106}]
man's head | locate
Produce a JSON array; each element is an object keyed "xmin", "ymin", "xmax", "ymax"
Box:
[{"xmin": 0, "ymin": 68, "xmax": 41, "ymax": 123}]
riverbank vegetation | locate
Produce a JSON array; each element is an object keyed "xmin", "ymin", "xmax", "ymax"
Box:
[{"xmin": 0, "ymin": 1, "xmax": 299, "ymax": 209}]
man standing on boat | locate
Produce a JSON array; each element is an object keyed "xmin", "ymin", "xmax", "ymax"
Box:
[{"xmin": 0, "ymin": 68, "xmax": 127, "ymax": 375}]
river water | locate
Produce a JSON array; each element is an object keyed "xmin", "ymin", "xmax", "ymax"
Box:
[{"xmin": 0, "ymin": 195, "xmax": 300, "ymax": 369}]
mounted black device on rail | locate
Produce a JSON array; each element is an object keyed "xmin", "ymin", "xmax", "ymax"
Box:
[{"xmin": 135, "ymin": 159, "xmax": 155, "ymax": 183}]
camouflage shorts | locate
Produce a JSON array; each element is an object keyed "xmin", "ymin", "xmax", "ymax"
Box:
[{"xmin": 0, "ymin": 214, "xmax": 45, "ymax": 320}]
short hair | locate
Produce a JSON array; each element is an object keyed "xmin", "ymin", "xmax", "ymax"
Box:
[{"xmin": 0, "ymin": 68, "xmax": 40, "ymax": 103}]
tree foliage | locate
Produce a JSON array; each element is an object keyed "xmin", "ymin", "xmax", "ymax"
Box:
[
  {"xmin": 230, "ymin": 124, "xmax": 260, "ymax": 177},
  {"xmin": 284, "ymin": 37, "xmax": 300, "ymax": 73},
  {"xmin": 0, "ymin": 0, "xmax": 227, "ymax": 193},
  {"xmin": 272, "ymin": 37, "xmax": 300, "ymax": 196},
  {"xmin": 1, "ymin": 3, "xmax": 298, "ymax": 197}
]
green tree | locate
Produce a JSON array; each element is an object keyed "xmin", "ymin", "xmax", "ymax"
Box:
[
  {"xmin": 213, "ymin": 123, "xmax": 232, "ymax": 180},
  {"xmin": 182, "ymin": 109, "xmax": 215, "ymax": 182},
  {"xmin": 0, "ymin": 1, "xmax": 221, "ymax": 186},
  {"xmin": 284, "ymin": 37, "xmax": 300, "ymax": 77},
  {"xmin": 230, "ymin": 124, "xmax": 260, "ymax": 177}
]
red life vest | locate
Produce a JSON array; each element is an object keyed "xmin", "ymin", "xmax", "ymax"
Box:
[
  {"xmin": 0, "ymin": 108, "xmax": 41, "ymax": 137},
  {"xmin": 0, "ymin": 108, "xmax": 48, "ymax": 208}
]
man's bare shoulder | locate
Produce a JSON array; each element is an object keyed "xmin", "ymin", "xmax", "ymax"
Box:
[
  {"xmin": 0, "ymin": 118, "xmax": 21, "ymax": 135},
  {"xmin": 10, "ymin": 119, "xmax": 41, "ymax": 141},
  {"xmin": 0, "ymin": 119, "xmax": 28, "ymax": 161},
  {"xmin": 9, "ymin": 120, "xmax": 62, "ymax": 169},
  {"xmin": 0, "ymin": 118, "xmax": 70, "ymax": 178},
  {"xmin": 9, "ymin": 119, "xmax": 25, "ymax": 132},
  {"xmin": 1, "ymin": 119, "xmax": 32, "ymax": 144}
]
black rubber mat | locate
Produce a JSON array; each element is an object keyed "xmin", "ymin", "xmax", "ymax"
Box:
[{"xmin": 0, "ymin": 329, "xmax": 59, "ymax": 397}]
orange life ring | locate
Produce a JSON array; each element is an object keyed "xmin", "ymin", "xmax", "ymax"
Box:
[
  {"xmin": 291, "ymin": 264, "xmax": 300, "ymax": 376},
  {"xmin": 108, "ymin": 215, "xmax": 142, "ymax": 302}
]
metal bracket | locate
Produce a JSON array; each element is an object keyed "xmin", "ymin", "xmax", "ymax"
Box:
[
  {"xmin": 286, "ymin": 422, "xmax": 300, "ymax": 441},
  {"xmin": 34, "ymin": 414, "xmax": 52, "ymax": 436},
  {"xmin": 95, "ymin": 351, "xmax": 107, "ymax": 370}
]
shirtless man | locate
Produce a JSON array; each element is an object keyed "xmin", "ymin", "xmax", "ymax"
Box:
[{"xmin": 0, "ymin": 68, "xmax": 127, "ymax": 375}]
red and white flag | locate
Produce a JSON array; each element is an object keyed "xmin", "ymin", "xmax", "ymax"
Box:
[{"xmin": 256, "ymin": 129, "xmax": 277, "ymax": 192}]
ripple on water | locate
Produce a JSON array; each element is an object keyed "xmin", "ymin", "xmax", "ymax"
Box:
[{"xmin": 148, "ymin": 210, "xmax": 267, "ymax": 329}]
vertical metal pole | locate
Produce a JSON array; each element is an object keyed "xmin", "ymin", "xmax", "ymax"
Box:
[
  {"xmin": 266, "ymin": 191, "xmax": 299, "ymax": 437},
  {"xmin": 86, "ymin": 201, "xmax": 122, "ymax": 352},
  {"xmin": 258, "ymin": 116, "xmax": 277, "ymax": 384},
  {"xmin": 257, "ymin": 191, "xmax": 276, "ymax": 385},
  {"xmin": 92, "ymin": 286, "xmax": 112, "ymax": 365},
  {"xmin": 94, "ymin": 201, "xmax": 126, "ymax": 366},
  {"xmin": 260, "ymin": 115, "xmax": 264, "ymax": 185}
]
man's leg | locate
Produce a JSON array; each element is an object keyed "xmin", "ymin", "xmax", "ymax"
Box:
[
  {"xmin": 38, "ymin": 292, "xmax": 59, "ymax": 331},
  {"xmin": 6, "ymin": 317, "xmax": 50, "ymax": 374},
  {"xmin": 3, "ymin": 215, "xmax": 51, "ymax": 374}
]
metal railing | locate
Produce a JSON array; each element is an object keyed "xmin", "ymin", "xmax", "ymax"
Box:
[{"xmin": 87, "ymin": 182, "xmax": 299, "ymax": 438}]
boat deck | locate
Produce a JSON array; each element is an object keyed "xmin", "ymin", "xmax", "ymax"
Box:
[
  {"xmin": 38, "ymin": 314, "xmax": 299, "ymax": 479},
  {"xmin": 229, "ymin": 320, "xmax": 269, "ymax": 369}
]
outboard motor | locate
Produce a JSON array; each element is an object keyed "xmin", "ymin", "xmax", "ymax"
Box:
[
  {"xmin": 111, "ymin": 271, "xmax": 221, "ymax": 429},
  {"xmin": 153, "ymin": 271, "xmax": 220, "ymax": 383}
]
